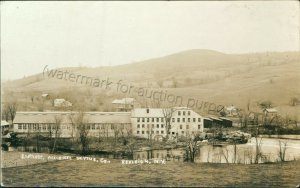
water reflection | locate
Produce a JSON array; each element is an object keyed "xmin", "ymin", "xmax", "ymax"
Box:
[{"xmin": 134, "ymin": 138, "xmax": 300, "ymax": 164}]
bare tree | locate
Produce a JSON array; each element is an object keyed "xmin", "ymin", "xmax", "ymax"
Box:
[
  {"xmin": 34, "ymin": 124, "xmax": 41, "ymax": 153},
  {"xmin": 1, "ymin": 105, "xmax": 10, "ymax": 122},
  {"xmin": 69, "ymin": 111, "xmax": 90, "ymax": 155},
  {"xmin": 278, "ymin": 140, "xmax": 288, "ymax": 162},
  {"xmin": 254, "ymin": 136, "xmax": 263, "ymax": 164},
  {"xmin": 157, "ymin": 80, "xmax": 164, "ymax": 88},
  {"xmin": 162, "ymin": 107, "xmax": 176, "ymax": 140},
  {"xmin": 185, "ymin": 134, "xmax": 200, "ymax": 163},
  {"xmin": 289, "ymin": 97, "xmax": 299, "ymax": 106},
  {"xmin": 171, "ymin": 77, "xmax": 178, "ymax": 88},
  {"xmin": 51, "ymin": 116, "xmax": 62, "ymax": 153},
  {"xmin": 2, "ymin": 102, "xmax": 18, "ymax": 129}
]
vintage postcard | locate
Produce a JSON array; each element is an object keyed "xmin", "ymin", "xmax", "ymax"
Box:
[{"xmin": 1, "ymin": 1, "xmax": 300, "ymax": 187}]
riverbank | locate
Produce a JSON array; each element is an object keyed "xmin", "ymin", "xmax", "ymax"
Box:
[{"xmin": 2, "ymin": 155, "xmax": 300, "ymax": 187}]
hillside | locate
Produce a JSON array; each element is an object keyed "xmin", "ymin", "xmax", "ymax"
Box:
[{"xmin": 2, "ymin": 49, "xmax": 300, "ymax": 117}]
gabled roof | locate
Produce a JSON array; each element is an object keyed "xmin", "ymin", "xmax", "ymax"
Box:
[
  {"xmin": 219, "ymin": 117, "xmax": 232, "ymax": 121},
  {"xmin": 1, "ymin": 120, "xmax": 9, "ymax": 126},
  {"xmin": 226, "ymin": 106, "xmax": 237, "ymax": 111},
  {"xmin": 112, "ymin": 98, "xmax": 136, "ymax": 105},
  {"xmin": 264, "ymin": 108, "xmax": 277, "ymax": 113},
  {"xmin": 131, "ymin": 108, "xmax": 164, "ymax": 118}
]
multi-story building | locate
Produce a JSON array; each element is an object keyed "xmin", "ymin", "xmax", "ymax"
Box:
[{"xmin": 131, "ymin": 107, "xmax": 205, "ymax": 140}]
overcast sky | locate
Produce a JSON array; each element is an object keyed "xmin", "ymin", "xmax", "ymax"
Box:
[{"xmin": 1, "ymin": 1, "xmax": 299, "ymax": 80}]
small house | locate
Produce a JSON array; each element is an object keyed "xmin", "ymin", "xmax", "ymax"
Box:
[
  {"xmin": 54, "ymin": 99, "xmax": 72, "ymax": 107},
  {"xmin": 263, "ymin": 108, "xmax": 277, "ymax": 117},
  {"xmin": 41, "ymin": 93, "xmax": 50, "ymax": 99},
  {"xmin": 112, "ymin": 98, "xmax": 139, "ymax": 112},
  {"xmin": 1, "ymin": 120, "xmax": 10, "ymax": 135}
]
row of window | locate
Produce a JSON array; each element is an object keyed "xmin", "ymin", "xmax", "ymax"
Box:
[
  {"xmin": 17, "ymin": 123, "xmax": 130, "ymax": 130},
  {"xmin": 178, "ymin": 111, "xmax": 191, "ymax": 116},
  {"xmin": 17, "ymin": 124, "xmax": 67, "ymax": 130},
  {"xmin": 136, "ymin": 117, "xmax": 201, "ymax": 123},
  {"xmin": 137, "ymin": 130, "xmax": 164, "ymax": 135},
  {"xmin": 177, "ymin": 124, "xmax": 202, "ymax": 129},
  {"xmin": 137, "ymin": 124, "xmax": 164, "ymax": 129},
  {"xmin": 172, "ymin": 117, "xmax": 201, "ymax": 123},
  {"xmin": 137, "ymin": 117, "xmax": 164, "ymax": 123}
]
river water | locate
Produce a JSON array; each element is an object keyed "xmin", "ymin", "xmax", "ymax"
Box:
[{"xmin": 134, "ymin": 137, "xmax": 300, "ymax": 164}]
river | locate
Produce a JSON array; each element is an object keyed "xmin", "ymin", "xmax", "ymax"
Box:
[{"xmin": 134, "ymin": 137, "xmax": 300, "ymax": 164}]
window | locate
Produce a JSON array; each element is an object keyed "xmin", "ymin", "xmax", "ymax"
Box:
[
  {"xmin": 188, "ymin": 118, "xmax": 190, "ymax": 122},
  {"xmin": 178, "ymin": 111, "xmax": 181, "ymax": 116},
  {"xmin": 18, "ymin": 124, "xmax": 22, "ymax": 129},
  {"xmin": 92, "ymin": 124, "xmax": 95, "ymax": 130},
  {"xmin": 151, "ymin": 130, "xmax": 154, "ymax": 134},
  {"xmin": 198, "ymin": 118, "xmax": 201, "ymax": 122},
  {"xmin": 142, "ymin": 131, "xmax": 144, "ymax": 134},
  {"xmin": 137, "ymin": 131, "xmax": 140, "ymax": 134},
  {"xmin": 161, "ymin": 118, "xmax": 164, "ymax": 122},
  {"xmin": 137, "ymin": 118, "xmax": 140, "ymax": 122},
  {"xmin": 182, "ymin": 118, "xmax": 185, "ymax": 122},
  {"xmin": 180, "ymin": 125, "xmax": 182, "ymax": 129},
  {"xmin": 23, "ymin": 124, "xmax": 27, "ymax": 130},
  {"xmin": 157, "ymin": 124, "xmax": 159, "ymax": 128},
  {"xmin": 157, "ymin": 118, "xmax": 159, "ymax": 122},
  {"xmin": 152, "ymin": 118, "xmax": 154, "ymax": 122},
  {"xmin": 177, "ymin": 118, "xmax": 180, "ymax": 122},
  {"xmin": 147, "ymin": 118, "xmax": 149, "ymax": 122},
  {"xmin": 193, "ymin": 118, "xmax": 196, "ymax": 122},
  {"xmin": 156, "ymin": 131, "xmax": 159, "ymax": 134},
  {"xmin": 137, "ymin": 124, "xmax": 140, "ymax": 128},
  {"xmin": 198, "ymin": 125, "xmax": 201, "ymax": 129},
  {"xmin": 111, "ymin": 124, "xmax": 114, "ymax": 130},
  {"xmin": 161, "ymin": 130, "xmax": 164, "ymax": 134},
  {"xmin": 142, "ymin": 124, "xmax": 145, "ymax": 128},
  {"xmin": 146, "ymin": 131, "xmax": 149, "ymax": 134},
  {"xmin": 182, "ymin": 131, "xmax": 184, "ymax": 134},
  {"xmin": 183, "ymin": 111, "xmax": 185, "ymax": 115},
  {"xmin": 188, "ymin": 111, "xmax": 191, "ymax": 116},
  {"xmin": 43, "ymin": 125, "xmax": 46, "ymax": 130},
  {"xmin": 142, "ymin": 118, "xmax": 145, "ymax": 122},
  {"xmin": 172, "ymin": 118, "xmax": 175, "ymax": 122},
  {"xmin": 186, "ymin": 125, "xmax": 189, "ymax": 129},
  {"xmin": 161, "ymin": 124, "xmax": 164, "ymax": 128}
]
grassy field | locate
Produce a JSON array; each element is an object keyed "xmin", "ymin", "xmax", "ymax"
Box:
[
  {"xmin": 2, "ymin": 154, "xmax": 300, "ymax": 187},
  {"xmin": 2, "ymin": 50, "xmax": 300, "ymax": 118}
]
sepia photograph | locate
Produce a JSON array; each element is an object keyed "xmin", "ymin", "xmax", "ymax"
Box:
[{"xmin": 1, "ymin": 1, "xmax": 300, "ymax": 187}]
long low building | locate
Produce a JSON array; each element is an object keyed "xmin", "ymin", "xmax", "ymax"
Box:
[
  {"xmin": 13, "ymin": 111, "xmax": 132, "ymax": 138},
  {"xmin": 13, "ymin": 108, "xmax": 232, "ymax": 139}
]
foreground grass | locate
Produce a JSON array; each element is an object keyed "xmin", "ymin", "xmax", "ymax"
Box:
[{"xmin": 2, "ymin": 156, "xmax": 300, "ymax": 187}]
